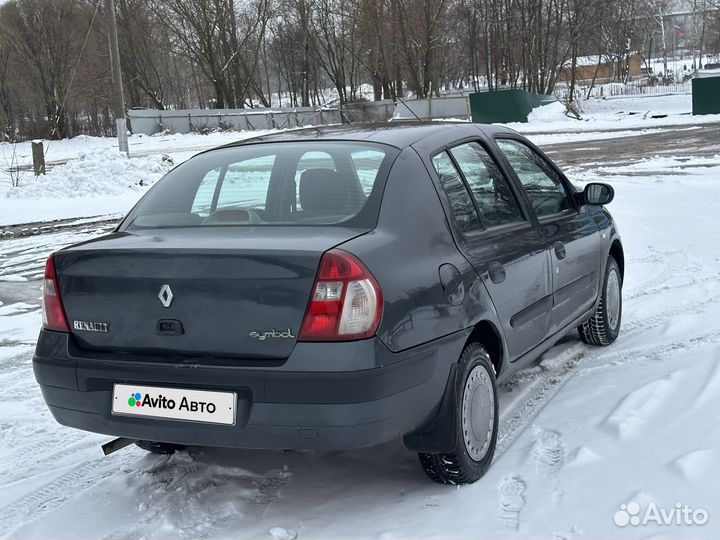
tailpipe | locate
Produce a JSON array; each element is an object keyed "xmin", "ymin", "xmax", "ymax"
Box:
[{"xmin": 101, "ymin": 437, "xmax": 138, "ymax": 456}]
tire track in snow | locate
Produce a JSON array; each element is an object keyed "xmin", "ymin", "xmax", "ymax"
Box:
[
  {"xmin": 0, "ymin": 455, "xmax": 136, "ymax": 537},
  {"xmin": 623, "ymin": 248, "xmax": 720, "ymax": 301},
  {"xmin": 494, "ymin": 325, "xmax": 720, "ymax": 459},
  {"xmin": 495, "ymin": 346, "xmax": 586, "ymax": 458},
  {"xmin": 623, "ymin": 248, "xmax": 686, "ymax": 300},
  {"xmin": 578, "ymin": 329, "xmax": 720, "ymax": 375},
  {"xmin": 0, "ymin": 348, "xmax": 34, "ymax": 375},
  {"xmin": 0, "ymin": 434, "xmax": 102, "ymax": 487}
]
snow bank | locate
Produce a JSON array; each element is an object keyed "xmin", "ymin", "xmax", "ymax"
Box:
[
  {"xmin": 527, "ymin": 101, "xmax": 567, "ymax": 123},
  {"xmin": 508, "ymin": 94, "xmax": 720, "ymax": 136},
  {"xmin": 0, "ymin": 129, "xmax": 274, "ymax": 225},
  {"xmin": 6, "ymin": 149, "xmax": 173, "ymax": 200}
]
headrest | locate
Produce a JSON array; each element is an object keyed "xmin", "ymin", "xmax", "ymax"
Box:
[{"xmin": 299, "ymin": 168, "xmax": 353, "ymax": 214}]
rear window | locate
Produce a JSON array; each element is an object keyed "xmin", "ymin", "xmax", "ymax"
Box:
[{"xmin": 124, "ymin": 142, "xmax": 396, "ymax": 229}]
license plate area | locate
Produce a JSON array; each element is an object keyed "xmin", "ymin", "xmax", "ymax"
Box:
[{"xmin": 112, "ymin": 384, "xmax": 236, "ymax": 425}]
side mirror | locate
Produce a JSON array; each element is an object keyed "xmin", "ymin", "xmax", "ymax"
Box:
[{"xmin": 583, "ymin": 182, "xmax": 614, "ymax": 205}]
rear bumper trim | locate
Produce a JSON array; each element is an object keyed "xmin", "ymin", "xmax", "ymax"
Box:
[{"xmin": 34, "ymin": 329, "xmax": 463, "ymax": 450}]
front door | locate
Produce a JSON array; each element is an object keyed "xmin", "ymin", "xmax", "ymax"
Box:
[{"xmin": 495, "ymin": 138, "xmax": 602, "ymax": 334}]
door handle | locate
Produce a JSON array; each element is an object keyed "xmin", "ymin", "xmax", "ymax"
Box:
[
  {"xmin": 554, "ymin": 242, "xmax": 567, "ymax": 260},
  {"xmin": 488, "ymin": 262, "xmax": 506, "ymax": 284}
]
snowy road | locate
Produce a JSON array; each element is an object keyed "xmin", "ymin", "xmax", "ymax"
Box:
[{"xmin": 1, "ymin": 127, "xmax": 720, "ymax": 538}]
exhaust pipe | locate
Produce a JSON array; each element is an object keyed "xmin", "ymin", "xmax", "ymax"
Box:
[{"xmin": 101, "ymin": 437, "xmax": 138, "ymax": 456}]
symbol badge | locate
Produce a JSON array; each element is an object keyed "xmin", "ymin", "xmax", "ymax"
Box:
[{"xmin": 158, "ymin": 284, "xmax": 174, "ymax": 308}]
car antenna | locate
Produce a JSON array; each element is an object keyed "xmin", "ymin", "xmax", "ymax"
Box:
[{"xmin": 341, "ymin": 44, "xmax": 423, "ymax": 122}]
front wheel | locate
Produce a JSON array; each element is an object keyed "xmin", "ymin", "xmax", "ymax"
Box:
[
  {"xmin": 579, "ymin": 255, "xmax": 622, "ymax": 346},
  {"xmin": 418, "ymin": 343, "xmax": 498, "ymax": 484}
]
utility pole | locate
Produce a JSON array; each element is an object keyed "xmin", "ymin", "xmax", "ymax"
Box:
[
  {"xmin": 107, "ymin": 0, "xmax": 128, "ymax": 155},
  {"xmin": 658, "ymin": 10, "xmax": 669, "ymax": 78}
]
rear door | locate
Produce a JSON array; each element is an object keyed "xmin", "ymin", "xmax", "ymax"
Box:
[
  {"xmin": 495, "ymin": 137, "xmax": 602, "ymax": 334},
  {"xmin": 430, "ymin": 141, "xmax": 552, "ymax": 361}
]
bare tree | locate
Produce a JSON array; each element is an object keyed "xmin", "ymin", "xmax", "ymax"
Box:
[
  {"xmin": 311, "ymin": 0, "xmax": 362, "ymax": 103},
  {"xmin": 393, "ymin": 0, "xmax": 450, "ymax": 97},
  {"xmin": 0, "ymin": 0, "xmax": 96, "ymax": 139},
  {"xmin": 0, "ymin": 28, "xmax": 14, "ymax": 140},
  {"xmin": 116, "ymin": 0, "xmax": 172, "ymax": 109}
]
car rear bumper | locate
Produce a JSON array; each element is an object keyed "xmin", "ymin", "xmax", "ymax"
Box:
[{"xmin": 33, "ymin": 330, "xmax": 463, "ymax": 450}]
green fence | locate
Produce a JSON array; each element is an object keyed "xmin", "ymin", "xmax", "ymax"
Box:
[
  {"xmin": 692, "ymin": 77, "xmax": 720, "ymax": 115},
  {"xmin": 469, "ymin": 90, "xmax": 556, "ymax": 124}
]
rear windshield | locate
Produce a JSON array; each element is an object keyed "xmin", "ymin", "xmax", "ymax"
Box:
[{"xmin": 123, "ymin": 142, "xmax": 397, "ymax": 229}]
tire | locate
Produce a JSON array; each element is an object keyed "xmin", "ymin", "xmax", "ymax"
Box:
[
  {"xmin": 135, "ymin": 440, "xmax": 187, "ymax": 455},
  {"xmin": 418, "ymin": 342, "xmax": 498, "ymax": 485},
  {"xmin": 579, "ymin": 255, "xmax": 622, "ymax": 346}
]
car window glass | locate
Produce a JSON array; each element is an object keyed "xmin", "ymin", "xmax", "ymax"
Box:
[
  {"xmin": 351, "ymin": 149, "xmax": 385, "ymax": 195},
  {"xmin": 125, "ymin": 142, "xmax": 391, "ymax": 228},
  {"xmin": 449, "ymin": 142, "xmax": 524, "ymax": 228},
  {"xmin": 294, "ymin": 151, "xmax": 336, "ymax": 183},
  {"xmin": 431, "ymin": 152, "xmax": 481, "ymax": 233},
  {"xmin": 190, "ymin": 168, "xmax": 221, "ymax": 216},
  {"xmin": 216, "ymin": 155, "xmax": 275, "ymax": 210},
  {"xmin": 496, "ymin": 139, "xmax": 572, "ymax": 217}
]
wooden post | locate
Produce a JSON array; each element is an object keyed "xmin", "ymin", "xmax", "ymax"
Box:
[{"xmin": 32, "ymin": 141, "xmax": 45, "ymax": 176}]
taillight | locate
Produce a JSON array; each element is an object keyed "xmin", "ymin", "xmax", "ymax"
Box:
[
  {"xmin": 299, "ymin": 249, "xmax": 383, "ymax": 341},
  {"xmin": 42, "ymin": 254, "xmax": 70, "ymax": 332}
]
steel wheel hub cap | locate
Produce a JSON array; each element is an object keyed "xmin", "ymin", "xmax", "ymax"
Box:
[
  {"xmin": 462, "ymin": 365, "xmax": 495, "ymax": 461},
  {"xmin": 606, "ymin": 268, "xmax": 621, "ymax": 331}
]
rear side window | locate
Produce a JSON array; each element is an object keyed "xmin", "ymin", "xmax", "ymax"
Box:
[
  {"xmin": 496, "ymin": 139, "xmax": 573, "ymax": 217},
  {"xmin": 217, "ymin": 155, "xmax": 275, "ymax": 210},
  {"xmin": 431, "ymin": 152, "xmax": 481, "ymax": 233},
  {"xmin": 351, "ymin": 149, "xmax": 386, "ymax": 195},
  {"xmin": 191, "ymin": 168, "xmax": 221, "ymax": 215},
  {"xmin": 125, "ymin": 142, "xmax": 395, "ymax": 229},
  {"xmin": 449, "ymin": 142, "xmax": 524, "ymax": 229}
]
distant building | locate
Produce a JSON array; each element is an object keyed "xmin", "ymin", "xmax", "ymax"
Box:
[
  {"xmin": 647, "ymin": 7, "xmax": 720, "ymax": 66},
  {"xmin": 557, "ymin": 54, "xmax": 644, "ymax": 84}
]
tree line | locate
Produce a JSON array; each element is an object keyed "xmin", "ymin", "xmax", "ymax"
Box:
[{"xmin": 0, "ymin": 0, "xmax": 718, "ymax": 141}]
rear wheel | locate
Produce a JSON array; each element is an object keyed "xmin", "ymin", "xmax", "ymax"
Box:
[
  {"xmin": 579, "ymin": 255, "xmax": 622, "ymax": 346},
  {"xmin": 418, "ymin": 343, "xmax": 498, "ymax": 484},
  {"xmin": 135, "ymin": 440, "xmax": 187, "ymax": 455}
]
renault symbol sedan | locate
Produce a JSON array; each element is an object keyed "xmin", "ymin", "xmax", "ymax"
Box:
[{"xmin": 34, "ymin": 123, "xmax": 623, "ymax": 484}]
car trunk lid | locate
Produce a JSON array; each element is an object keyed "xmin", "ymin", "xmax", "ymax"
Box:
[{"xmin": 55, "ymin": 226, "xmax": 366, "ymax": 359}]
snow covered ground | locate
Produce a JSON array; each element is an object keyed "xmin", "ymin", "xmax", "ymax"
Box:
[
  {"xmin": 507, "ymin": 94, "xmax": 720, "ymax": 144},
  {"xmin": 0, "ymin": 131, "xmax": 273, "ymax": 226},
  {"xmin": 1, "ymin": 105, "xmax": 720, "ymax": 537}
]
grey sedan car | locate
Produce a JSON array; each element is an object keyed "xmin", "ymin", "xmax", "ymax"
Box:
[{"xmin": 34, "ymin": 123, "xmax": 623, "ymax": 484}]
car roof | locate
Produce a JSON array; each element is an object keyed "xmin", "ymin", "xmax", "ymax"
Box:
[{"xmin": 216, "ymin": 121, "xmax": 521, "ymax": 150}]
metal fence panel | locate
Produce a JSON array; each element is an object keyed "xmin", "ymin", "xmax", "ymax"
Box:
[
  {"xmin": 692, "ymin": 77, "xmax": 720, "ymax": 115},
  {"xmin": 127, "ymin": 107, "xmax": 342, "ymax": 135},
  {"xmin": 393, "ymin": 97, "xmax": 471, "ymax": 120},
  {"xmin": 554, "ymin": 82, "xmax": 692, "ymax": 101},
  {"xmin": 342, "ymin": 100, "xmax": 395, "ymax": 123}
]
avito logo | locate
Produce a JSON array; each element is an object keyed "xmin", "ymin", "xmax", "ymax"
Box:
[
  {"xmin": 614, "ymin": 501, "xmax": 709, "ymax": 527},
  {"xmin": 127, "ymin": 391, "xmax": 217, "ymax": 414}
]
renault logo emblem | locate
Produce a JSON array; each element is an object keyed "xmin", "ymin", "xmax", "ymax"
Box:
[{"xmin": 158, "ymin": 284, "xmax": 174, "ymax": 308}]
